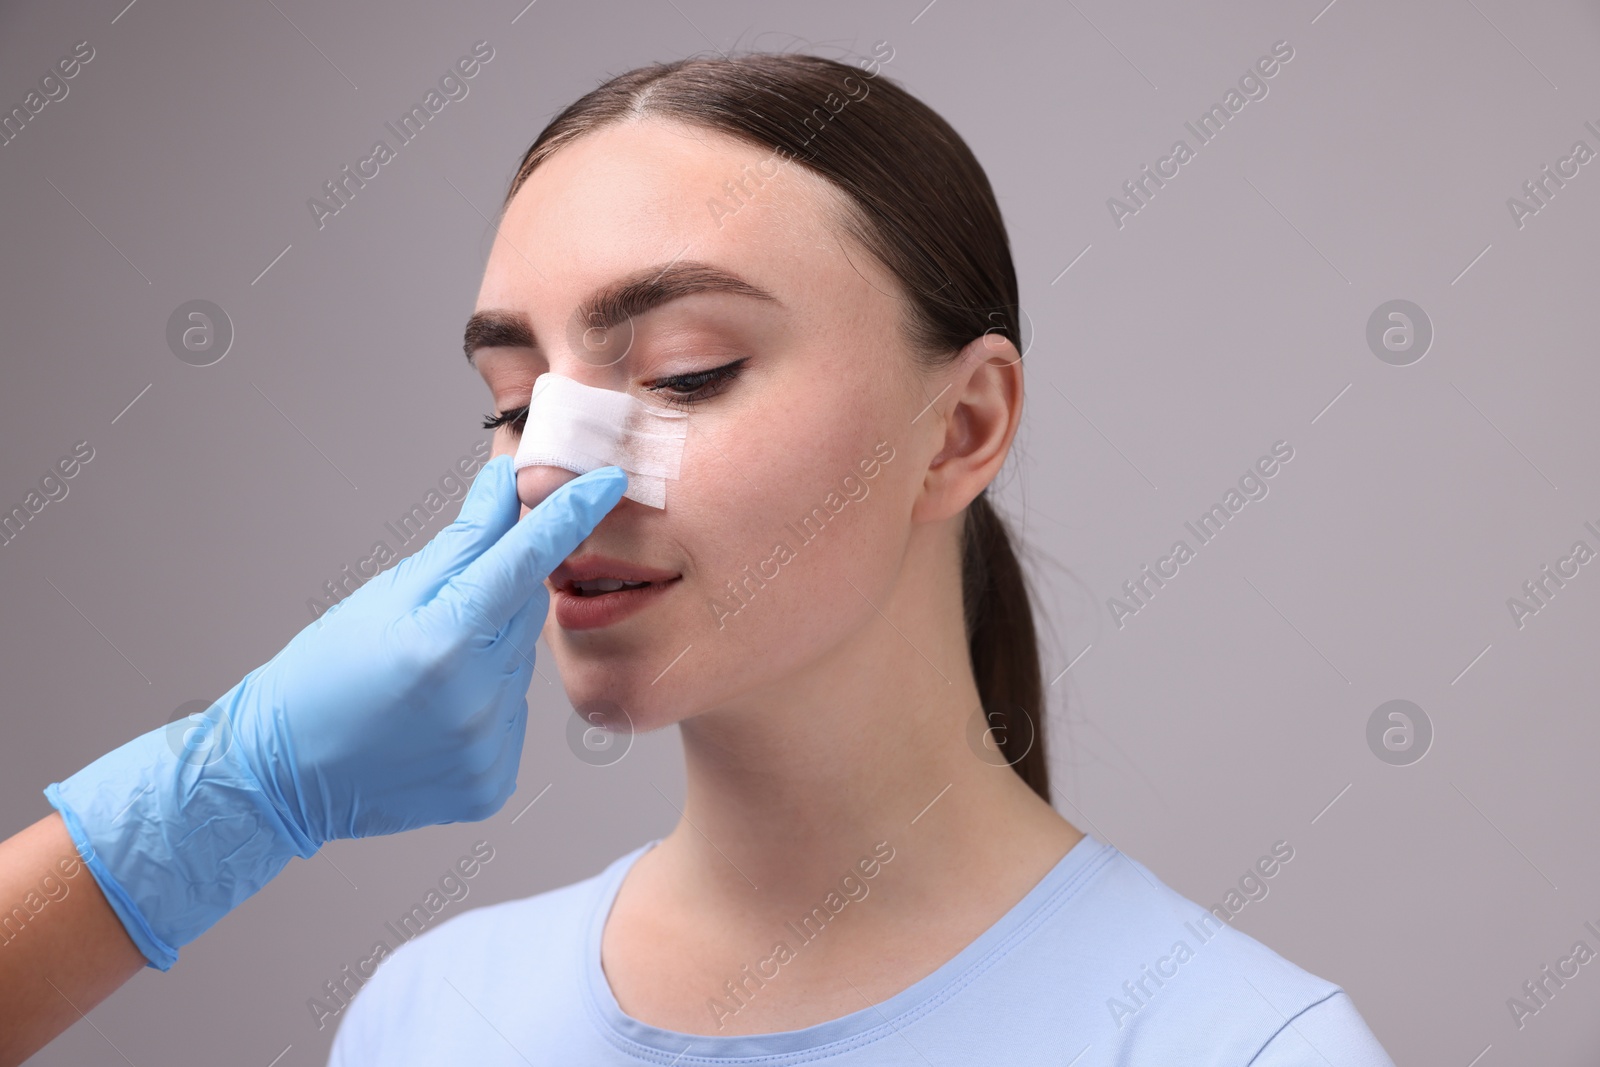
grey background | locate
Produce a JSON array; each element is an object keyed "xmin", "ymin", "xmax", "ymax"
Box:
[{"xmin": 2, "ymin": 0, "xmax": 1597, "ymax": 1062}]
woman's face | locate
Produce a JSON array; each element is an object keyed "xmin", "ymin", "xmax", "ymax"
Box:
[{"xmin": 469, "ymin": 117, "xmax": 952, "ymax": 733}]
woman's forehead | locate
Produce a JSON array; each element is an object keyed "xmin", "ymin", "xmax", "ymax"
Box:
[
  {"xmin": 510, "ymin": 120, "xmax": 836, "ymax": 238},
  {"xmin": 479, "ymin": 120, "xmax": 884, "ymax": 321}
]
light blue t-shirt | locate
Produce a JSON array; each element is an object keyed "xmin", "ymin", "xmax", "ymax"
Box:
[{"xmin": 327, "ymin": 833, "xmax": 1394, "ymax": 1065}]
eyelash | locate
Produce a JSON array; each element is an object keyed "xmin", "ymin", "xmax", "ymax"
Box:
[
  {"xmin": 481, "ymin": 357, "xmax": 748, "ymax": 431},
  {"xmin": 646, "ymin": 357, "xmax": 749, "ymax": 410}
]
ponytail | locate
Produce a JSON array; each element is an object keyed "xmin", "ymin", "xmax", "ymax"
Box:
[{"xmin": 963, "ymin": 491, "xmax": 1050, "ymax": 803}]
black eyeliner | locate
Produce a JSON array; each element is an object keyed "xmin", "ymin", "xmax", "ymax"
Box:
[{"xmin": 483, "ymin": 356, "xmax": 749, "ymax": 429}]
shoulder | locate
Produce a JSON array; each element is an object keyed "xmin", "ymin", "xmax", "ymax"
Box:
[
  {"xmin": 1023, "ymin": 839, "xmax": 1393, "ymax": 1064},
  {"xmin": 325, "ymin": 843, "xmax": 640, "ymax": 1065},
  {"xmin": 1246, "ymin": 990, "xmax": 1395, "ymax": 1066}
]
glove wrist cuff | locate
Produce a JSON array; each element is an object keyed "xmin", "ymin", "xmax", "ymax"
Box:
[
  {"xmin": 44, "ymin": 784, "xmax": 180, "ymax": 970},
  {"xmin": 42, "ymin": 716, "xmax": 317, "ymax": 971}
]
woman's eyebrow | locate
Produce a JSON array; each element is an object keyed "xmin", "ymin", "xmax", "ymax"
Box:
[{"xmin": 463, "ymin": 260, "xmax": 781, "ymax": 364}]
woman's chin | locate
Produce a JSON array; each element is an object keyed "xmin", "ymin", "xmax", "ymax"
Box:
[
  {"xmin": 559, "ymin": 671, "xmax": 662, "ymax": 724},
  {"xmin": 544, "ymin": 628, "xmax": 713, "ymax": 733},
  {"xmin": 570, "ymin": 694, "xmax": 639, "ymax": 734}
]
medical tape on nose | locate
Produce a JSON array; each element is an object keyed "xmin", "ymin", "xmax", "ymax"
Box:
[{"xmin": 511, "ymin": 373, "xmax": 688, "ymax": 509}]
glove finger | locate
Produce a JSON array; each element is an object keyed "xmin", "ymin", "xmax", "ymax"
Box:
[
  {"xmin": 476, "ymin": 600, "xmax": 542, "ymax": 696},
  {"xmin": 387, "ymin": 455, "xmax": 519, "ymax": 603},
  {"xmin": 481, "ymin": 689, "xmax": 532, "ymax": 816},
  {"xmin": 499, "ymin": 582, "xmax": 549, "ymax": 670},
  {"xmin": 426, "ymin": 465, "xmax": 627, "ymax": 638}
]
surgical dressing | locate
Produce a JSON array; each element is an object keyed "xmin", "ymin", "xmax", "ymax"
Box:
[{"xmin": 511, "ymin": 373, "xmax": 688, "ymax": 509}]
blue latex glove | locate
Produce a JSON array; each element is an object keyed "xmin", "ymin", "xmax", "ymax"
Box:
[{"xmin": 44, "ymin": 455, "xmax": 626, "ymax": 970}]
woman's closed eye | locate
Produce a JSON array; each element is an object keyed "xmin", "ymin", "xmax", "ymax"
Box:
[
  {"xmin": 644, "ymin": 356, "xmax": 749, "ymax": 410},
  {"xmin": 481, "ymin": 405, "xmax": 528, "ymax": 432}
]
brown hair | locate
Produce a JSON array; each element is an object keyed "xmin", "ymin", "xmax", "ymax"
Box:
[{"xmin": 500, "ymin": 49, "xmax": 1051, "ymax": 803}]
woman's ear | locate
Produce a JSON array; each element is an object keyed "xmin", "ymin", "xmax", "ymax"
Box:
[{"xmin": 911, "ymin": 332, "xmax": 1022, "ymax": 524}]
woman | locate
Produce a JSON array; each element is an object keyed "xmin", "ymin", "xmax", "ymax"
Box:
[{"xmin": 326, "ymin": 52, "xmax": 1395, "ymax": 1063}]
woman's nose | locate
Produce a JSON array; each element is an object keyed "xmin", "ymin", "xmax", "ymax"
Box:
[{"xmin": 516, "ymin": 464, "xmax": 580, "ymax": 512}]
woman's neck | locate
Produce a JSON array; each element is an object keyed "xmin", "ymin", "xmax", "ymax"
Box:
[
  {"xmin": 597, "ymin": 527, "xmax": 1083, "ymax": 1036},
  {"xmin": 655, "ymin": 528, "xmax": 1080, "ymax": 923}
]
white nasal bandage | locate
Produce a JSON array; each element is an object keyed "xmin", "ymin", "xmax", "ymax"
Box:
[{"xmin": 511, "ymin": 373, "xmax": 689, "ymax": 509}]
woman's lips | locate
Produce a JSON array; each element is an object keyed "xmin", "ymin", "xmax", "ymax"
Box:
[
  {"xmin": 549, "ymin": 554, "xmax": 681, "ymax": 588},
  {"xmin": 553, "ymin": 575, "xmax": 682, "ymax": 630}
]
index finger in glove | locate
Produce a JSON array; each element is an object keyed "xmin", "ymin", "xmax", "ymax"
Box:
[
  {"xmin": 384, "ymin": 454, "xmax": 521, "ymax": 604},
  {"xmin": 422, "ymin": 465, "xmax": 628, "ymax": 638}
]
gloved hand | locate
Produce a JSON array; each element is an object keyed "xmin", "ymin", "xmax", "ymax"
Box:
[{"xmin": 44, "ymin": 455, "xmax": 626, "ymax": 970}]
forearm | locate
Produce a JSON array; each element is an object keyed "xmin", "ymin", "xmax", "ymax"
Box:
[{"xmin": 0, "ymin": 813, "xmax": 144, "ymax": 1067}]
